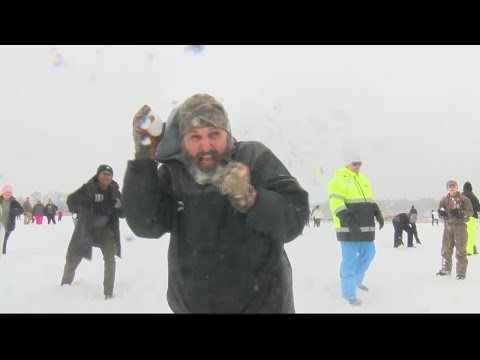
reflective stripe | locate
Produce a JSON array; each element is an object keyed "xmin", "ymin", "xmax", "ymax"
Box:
[
  {"xmin": 336, "ymin": 226, "xmax": 376, "ymax": 233},
  {"xmin": 334, "ymin": 205, "xmax": 347, "ymax": 215},
  {"xmin": 329, "ymin": 194, "xmax": 345, "ymax": 201},
  {"xmin": 345, "ymin": 198, "xmax": 373, "ymax": 204}
]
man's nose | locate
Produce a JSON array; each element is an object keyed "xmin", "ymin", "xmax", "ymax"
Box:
[{"xmin": 198, "ymin": 138, "xmax": 213, "ymax": 152}]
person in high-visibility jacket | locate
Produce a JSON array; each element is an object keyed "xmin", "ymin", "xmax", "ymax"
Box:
[
  {"xmin": 327, "ymin": 158, "xmax": 384, "ymax": 306},
  {"xmin": 462, "ymin": 182, "xmax": 480, "ymax": 256}
]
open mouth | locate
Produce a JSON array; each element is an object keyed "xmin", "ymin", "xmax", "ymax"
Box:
[{"xmin": 198, "ymin": 155, "xmax": 217, "ymax": 170}]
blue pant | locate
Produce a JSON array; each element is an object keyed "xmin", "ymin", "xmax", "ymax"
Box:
[{"xmin": 340, "ymin": 241, "xmax": 376, "ymax": 300}]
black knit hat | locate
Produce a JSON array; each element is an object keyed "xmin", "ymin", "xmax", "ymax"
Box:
[
  {"xmin": 96, "ymin": 164, "xmax": 113, "ymax": 176},
  {"xmin": 464, "ymin": 182, "xmax": 473, "ymax": 192}
]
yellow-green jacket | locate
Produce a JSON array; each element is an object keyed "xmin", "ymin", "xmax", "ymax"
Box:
[{"xmin": 328, "ymin": 167, "xmax": 379, "ymax": 241}]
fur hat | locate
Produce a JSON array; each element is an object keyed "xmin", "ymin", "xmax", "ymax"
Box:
[
  {"xmin": 96, "ymin": 164, "xmax": 113, "ymax": 176},
  {"xmin": 1, "ymin": 184, "xmax": 12, "ymax": 194},
  {"xmin": 177, "ymin": 94, "xmax": 231, "ymax": 137}
]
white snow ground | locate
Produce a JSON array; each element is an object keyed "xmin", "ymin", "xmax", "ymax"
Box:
[{"xmin": 0, "ymin": 218, "xmax": 478, "ymax": 313}]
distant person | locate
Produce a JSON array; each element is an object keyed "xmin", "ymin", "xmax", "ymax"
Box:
[
  {"xmin": 408, "ymin": 205, "xmax": 421, "ymax": 243},
  {"xmin": 32, "ymin": 200, "xmax": 45, "ymax": 225},
  {"xmin": 0, "ymin": 185, "xmax": 24, "ymax": 255},
  {"xmin": 312, "ymin": 216, "xmax": 321, "ymax": 227},
  {"xmin": 462, "ymin": 182, "xmax": 480, "ymax": 255},
  {"xmin": 57, "ymin": 210, "xmax": 63, "ymax": 221},
  {"xmin": 436, "ymin": 180, "xmax": 473, "ymax": 280},
  {"xmin": 23, "ymin": 197, "xmax": 33, "ymax": 225},
  {"xmin": 392, "ymin": 213, "xmax": 419, "ymax": 248},
  {"xmin": 431, "ymin": 210, "xmax": 439, "ymax": 226},
  {"xmin": 61, "ymin": 164, "xmax": 125, "ymax": 300},
  {"xmin": 409, "ymin": 205, "xmax": 417, "ymax": 216},
  {"xmin": 45, "ymin": 199, "xmax": 58, "ymax": 225},
  {"xmin": 328, "ymin": 156, "xmax": 384, "ymax": 306}
]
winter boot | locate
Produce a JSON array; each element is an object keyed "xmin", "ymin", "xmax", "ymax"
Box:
[{"xmin": 436, "ymin": 270, "xmax": 451, "ymax": 276}]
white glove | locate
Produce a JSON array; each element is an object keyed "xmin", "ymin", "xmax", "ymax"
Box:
[{"xmin": 114, "ymin": 198, "xmax": 121, "ymax": 209}]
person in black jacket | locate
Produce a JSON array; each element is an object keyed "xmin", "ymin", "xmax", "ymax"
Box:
[
  {"xmin": 462, "ymin": 181, "xmax": 480, "ymax": 255},
  {"xmin": 123, "ymin": 94, "xmax": 310, "ymax": 313},
  {"xmin": 408, "ymin": 206, "xmax": 421, "ymax": 244},
  {"xmin": 60, "ymin": 165, "xmax": 125, "ymax": 300},
  {"xmin": 0, "ymin": 185, "xmax": 24, "ymax": 255},
  {"xmin": 392, "ymin": 212, "xmax": 419, "ymax": 248}
]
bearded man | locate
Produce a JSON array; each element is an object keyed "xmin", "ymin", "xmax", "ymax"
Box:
[{"xmin": 122, "ymin": 94, "xmax": 309, "ymax": 313}]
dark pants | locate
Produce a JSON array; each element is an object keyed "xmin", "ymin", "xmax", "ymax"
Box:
[
  {"xmin": 61, "ymin": 227, "xmax": 117, "ymax": 296},
  {"xmin": 47, "ymin": 214, "xmax": 56, "ymax": 224},
  {"xmin": 2, "ymin": 232, "xmax": 11, "ymax": 254},
  {"xmin": 393, "ymin": 221, "xmax": 414, "ymax": 247},
  {"xmin": 432, "ymin": 219, "xmax": 439, "ymax": 225}
]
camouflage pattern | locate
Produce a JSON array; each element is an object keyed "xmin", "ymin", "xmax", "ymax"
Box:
[
  {"xmin": 213, "ymin": 161, "xmax": 257, "ymax": 213},
  {"xmin": 438, "ymin": 191, "xmax": 473, "ymax": 276},
  {"xmin": 133, "ymin": 104, "xmax": 164, "ymax": 160},
  {"xmin": 177, "ymin": 94, "xmax": 231, "ymax": 136}
]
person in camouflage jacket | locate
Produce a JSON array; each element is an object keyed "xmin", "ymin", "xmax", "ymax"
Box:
[{"xmin": 436, "ymin": 180, "xmax": 473, "ymax": 279}]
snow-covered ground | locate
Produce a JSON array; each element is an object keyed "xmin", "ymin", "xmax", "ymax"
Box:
[{"xmin": 0, "ymin": 218, "xmax": 478, "ymax": 313}]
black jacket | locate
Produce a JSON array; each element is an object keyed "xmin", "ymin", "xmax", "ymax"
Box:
[
  {"xmin": 462, "ymin": 191, "xmax": 480, "ymax": 219},
  {"xmin": 66, "ymin": 176, "xmax": 125, "ymax": 260},
  {"xmin": 123, "ymin": 140, "xmax": 309, "ymax": 313},
  {"xmin": 0, "ymin": 197, "xmax": 23, "ymax": 232}
]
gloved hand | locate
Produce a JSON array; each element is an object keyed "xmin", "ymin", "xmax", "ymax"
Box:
[
  {"xmin": 94, "ymin": 194, "xmax": 104, "ymax": 202},
  {"xmin": 133, "ymin": 105, "xmax": 165, "ymax": 160},
  {"xmin": 438, "ymin": 208, "xmax": 447, "ymax": 218},
  {"xmin": 451, "ymin": 208, "xmax": 464, "ymax": 219},
  {"xmin": 337, "ymin": 209, "xmax": 354, "ymax": 227},
  {"xmin": 372, "ymin": 203, "xmax": 384, "ymax": 230},
  {"xmin": 337, "ymin": 209, "xmax": 363, "ymax": 238},
  {"xmin": 376, "ymin": 213, "xmax": 384, "ymax": 230},
  {"xmin": 349, "ymin": 224, "xmax": 363, "ymax": 239},
  {"xmin": 114, "ymin": 198, "xmax": 121, "ymax": 209},
  {"xmin": 213, "ymin": 162, "xmax": 257, "ymax": 213}
]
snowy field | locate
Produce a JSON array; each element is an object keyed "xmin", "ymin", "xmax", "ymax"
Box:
[{"xmin": 0, "ymin": 218, "xmax": 478, "ymax": 313}]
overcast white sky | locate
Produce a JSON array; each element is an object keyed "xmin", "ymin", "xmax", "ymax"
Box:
[{"xmin": 2, "ymin": 45, "xmax": 480, "ymax": 202}]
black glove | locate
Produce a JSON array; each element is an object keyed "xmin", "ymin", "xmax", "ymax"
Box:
[
  {"xmin": 376, "ymin": 213, "xmax": 384, "ymax": 230},
  {"xmin": 337, "ymin": 210, "xmax": 362, "ymax": 238},
  {"xmin": 349, "ymin": 224, "xmax": 363, "ymax": 239},
  {"xmin": 451, "ymin": 208, "xmax": 464, "ymax": 219},
  {"xmin": 372, "ymin": 203, "xmax": 384, "ymax": 230},
  {"xmin": 337, "ymin": 209, "xmax": 354, "ymax": 227},
  {"xmin": 438, "ymin": 208, "xmax": 447, "ymax": 217},
  {"xmin": 94, "ymin": 194, "xmax": 104, "ymax": 202}
]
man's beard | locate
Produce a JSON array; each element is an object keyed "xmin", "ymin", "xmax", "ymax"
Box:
[{"xmin": 183, "ymin": 149, "xmax": 232, "ymax": 185}]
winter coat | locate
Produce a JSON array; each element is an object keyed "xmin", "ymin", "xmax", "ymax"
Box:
[
  {"xmin": 123, "ymin": 137, "xmax": 309, "ymax": 313},
  {"xmin": 438, "ymin": 191, "xmax": 473, "ymax": 225},
  {"xmin": 32, "ymin": 204, "xmax": 45, "ymax": 216},
  {"xmin": 45, "ymin": 203, "xmax": 58, "ymax": 215},
  {"xmin": 328, "ymin": 167, "xmax": 378, "ymax": 241},
  {"xmin": 66, "ymin": 176, "xmax": 125, "ymax": 260},
  {"xmin": 0, "ymin": 196, "xmax": 24, "ymax": 232},
  {"xmin": 23, "ymin": 201, "xmax": 33, "ymax": 213},
  {"xmin": 461, "ymin": 190, "xmax": 480, "ymax": 219}
]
